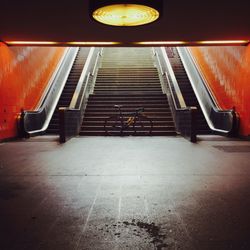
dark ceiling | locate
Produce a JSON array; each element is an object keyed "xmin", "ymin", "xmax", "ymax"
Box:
[{"xmin": 1, "ymin": 0, "xmax": 250, "ymax": 44}]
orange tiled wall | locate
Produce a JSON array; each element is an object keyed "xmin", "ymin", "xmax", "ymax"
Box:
[
  {"xmin": 0, "ymin": 43, "xmax": 65, "ymax": 140},
  {"xmin": 189, "ymin": 46, "xmax": 250, "ymax": 136}
]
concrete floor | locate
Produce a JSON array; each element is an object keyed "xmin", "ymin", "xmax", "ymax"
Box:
[{"xmin": 0, "ymin": 136, "xmax": 250, "ymax": 250}]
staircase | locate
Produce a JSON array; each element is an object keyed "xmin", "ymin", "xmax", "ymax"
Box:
[
  {"xmin": 46, "ymin": 48, "xmax": 90, "ymax": 134},
  {"xmin": 80, "ymin": 47, "xmax": 176, "ymax": 136},
  {"xmin": 166, "ymin": 47, "xmax": 211, "ymax": 134}
]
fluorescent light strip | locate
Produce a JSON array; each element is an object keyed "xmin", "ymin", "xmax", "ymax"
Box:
[
  {"xmin": 198, "ymin": 40, "xmax": 249, "ymax": 45},
  {"xmin": 5, "ymin": 40, "xmax": 249, "ymax": 46},
  {"xmin": 136, "ymin": 41, "xmax": 187, "ymax": 45},
  {"xmin": 136, "ymin": 40, "xmax": 249, "ymax": 45},
  {"xmin": 5, "ymin": 41, "xmax": 122, "ymax": 46},
  {"xmin": 6, "ymin": 41, "xmax": 59, "ymax": 45},
  {"xmin": 67, "ymin": 42, "xmax": 121, "ymax": 45}
]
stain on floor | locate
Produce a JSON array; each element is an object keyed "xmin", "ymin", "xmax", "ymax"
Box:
[{"xmin": 97, "ymin": 219, "xmax": 167, "ymax": 249}]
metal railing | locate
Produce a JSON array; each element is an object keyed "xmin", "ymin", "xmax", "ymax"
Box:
[
  {"xmin": 153, "ymin": 47, "xmax": 197, "ymax": 142},
  {"xmin": 19, "ymin": 47, "xmax": 79, "ymax": 137},
  {"xmin": 59, "ymin": 47, "xmax": 102, "ymax": 143},
  {"xmin": 178, "ymin": 47, "xmax": 238, "ymax": 136}
]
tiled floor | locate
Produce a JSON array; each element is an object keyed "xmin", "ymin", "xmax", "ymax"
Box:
[{"xmin": 0, "ymin": 136, "xmax": 250, "ymax": 250}]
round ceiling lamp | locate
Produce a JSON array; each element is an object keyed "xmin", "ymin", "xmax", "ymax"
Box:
[{"xmin": 90, "ymin": 0, "xmax": 163, "ymax": 27}]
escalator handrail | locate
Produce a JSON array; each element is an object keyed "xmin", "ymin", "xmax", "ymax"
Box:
[
  {"xmin": 177, "ymin": 47, "xmax": 237, "ymax": 134},
  {"xmin": 70, "ymin": 47, "xmax": 94, "ymax": 109},
  {"xmin": 153, "ymin": 47, "xmax": 197, "ymax": 142},
  {"xmin": 69, "ymin": 47, "xmax": 101, "ymax": 110},
  {"xmin": 22, "ymin": 47, "xmax": 79, "ymax": 136},
  {"xmin": 154, "ymin": 47, "xmax": 187, "ymax": 110},
  {"xmin": 58, "ymin": 47, "xmax": 102, "ymax": 143}
]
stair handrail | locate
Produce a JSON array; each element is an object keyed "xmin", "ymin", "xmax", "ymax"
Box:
[
  {"xmin": 153, "ymin": 47, "xmax": 197, "ymax": 142},
  {"xmin": 59, "ymin": 47, "xmax": 102, "ymax": 143},
  {"xmin": 155, "ymin": 47, "xmax": 187, "ymax": 109},
  {"xmin": 177, "ymin": 47, "xmax": 238, "ymax": 135},
  {"xmin": 18, "ymin": 47, "xmax": 79, "ymax": 137}
]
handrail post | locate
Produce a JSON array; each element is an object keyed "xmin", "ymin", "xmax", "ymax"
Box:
[
  {"xmin": 190, "ymin": 107, "xmax": 197, "ymax": 143},
  {"xmin": 17, "ymin": 109, "xmax": 28, "ymax": 138},
  {"xmin": 230, "ymin": 107, "xmax": 240, "ymax": 137},
  {"xmin": 59, "ymin": 107, "xmax": 66, "ymax": 143}
]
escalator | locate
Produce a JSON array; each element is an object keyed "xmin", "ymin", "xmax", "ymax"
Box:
[
  {"xmin": 166, "ymin": 47, "xmax": 211, "ymax": 134},
  {"xmin": 46, "ymin": 48, "xmax": 90, "ymax": 134}
]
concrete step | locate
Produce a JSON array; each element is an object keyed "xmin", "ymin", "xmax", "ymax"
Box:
[
  {"xmin": 84, "ymin": 112, "xmax": 173, "ymax": 117},
  {"xmin": 93, "ymin": 91, "xmax": 164, "ymax": 95},
  {"xmin": 86, "ymin": 104, "xmax": 169, "ymax": 108},
  {"xmin": 79, "ymin": 130, "xmax": 177, "ymax": 136},
  {"xmin": 85, "ymin": 107, "xmax": 171, "ymax": 112},
  {"xmin": 89, "ymin": 94, "xmax": 167, "ymax": 98},
  {"xmin": 82, "ymin": 125, "xmax": 176, "ymax": 131},
  {"xmin": 82, "ymin": 121, "xmax": 175, "ymax": 126},
  {"xmin": 83, "ymin": 116, "xmax": 174, "ymax": 122}
]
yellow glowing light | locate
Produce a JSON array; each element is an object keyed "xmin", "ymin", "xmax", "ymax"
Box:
[
  {"xmin": 5, "ymin": 41, "xmax": 122, "ymax": 46},
  {"xmin": 135, "ymin": 41, "xmax": 187, "ymax": 45},
  {"xmin": 92, "ymin": 4, "xmax": 159, "ymax": 26},
  {"xmin": 6, "ymin": 41, "xmax": 59, "ymax": 45},
  {"xmin": 4, "ymin": 40, "xmax": 249, "ymax": 47},
  {"xmin": 67, "ymin": 42, "xmax": 121, "ymax": 45},
  {"xmin": 134, "ymin": 40, "xmax": 250, "ymax": 46},
  {"xmin": 198, "ymin": 40, "xmax": 249, "ymax": 45}
]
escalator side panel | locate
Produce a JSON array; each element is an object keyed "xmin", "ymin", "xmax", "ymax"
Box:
[
  {"xmin": 166, "ymin": 47, "xmax": 211, "ymax": 135},
  {"xmin": 47, "ymin": 48, "xmax": 90, "ymax": 134}
]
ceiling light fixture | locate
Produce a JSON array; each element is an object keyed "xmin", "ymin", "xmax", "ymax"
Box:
[
  {"xmin": 4, "ymin": 41, "xmax": 122, "ymax": 46},
  {"xmin": 197, "ymin": 40, "xmax": 249, "ymax": 45},
  {"xmin": 67, "ymin": 41, "xmax": 122, "ymax": 45},
  {"xmin": 135, "ymin": 41, "xmax": 187, "ymax": 45},
  {"xmin": 5, "ymin": 41, "xmax": 59, "ymax": 46},
  {"xmin": 90, "ymin": 0, "xmax": 163, "ymax": 27},
  {"xmin": 134, "ymin": 40, "xmax": 250, "ymax": 46}
]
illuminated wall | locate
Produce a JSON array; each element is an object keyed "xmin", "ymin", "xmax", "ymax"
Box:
[
  {"xmin": 0, "ymin": 43, "xmax": 65, "ymax": 140},
  {"xmin": 189, "ymin": 46, "xmax": 250, "ymax": 136}
]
